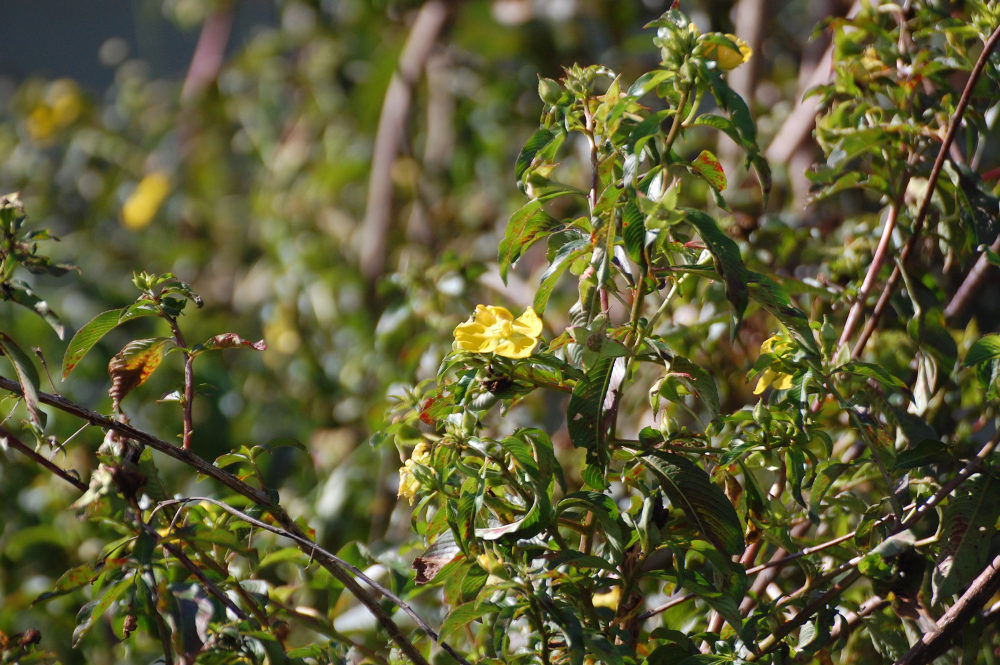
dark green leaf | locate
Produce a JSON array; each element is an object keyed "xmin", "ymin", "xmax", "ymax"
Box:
[
  {"xmin": 498, "ymin": 201, "xmax": 561, "ymax": 283},
  {"xmin": 682, "ymin": 209, "xmax": 748, "ymax": 334},
  {"xmin": 567, "ymin": 357, "xmax": 619, "ymax": 465},
  {"xmin": 4, "ymin": 280, "xmax": 65, "ymax": 338},
  {"xmin": 641, "ymin": 451, "xmax": 744, "ymax": 556}
]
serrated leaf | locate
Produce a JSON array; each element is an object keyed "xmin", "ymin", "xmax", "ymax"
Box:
[
  {"xmin": 0, "ymin": 332, "xmax": 43, "ymax": 428},
  {"xmin": 691, "ymin": 150, "xmax": 727, "ymax": 191},
  {"xmin": 567, "ymin": 357, "xmax": 620, "ymax": 465},
  {"xmin": 932, "ymin": 474, "xmax": 1000, "ymax": 603},
  {"xmin": 641, "ymin": 451, "xmax": 744, "ymax": 556},
  {"xmin": 683, "ymin": 209, "xmax": 748, "ymax": 334},
  {"xmin": 108, "ymin": 337, "xmax": 174, "ymax": 409},
  {"xmin": 62, "ymin": 307, "xmax": 156, "ymax": 378}
]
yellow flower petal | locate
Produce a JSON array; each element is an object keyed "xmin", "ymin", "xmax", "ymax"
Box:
[
  {"xmin": 753, "ymin": 368, "xmax": 795, "ymax": 394},
  {"xmin": 702, "ymin": 34, "xmax": 753, "ymax": 71},
  {"xmin": 493, "ymin": 334, "xmax": 539, "ymax": 359},
  {"xmin": 513, "ymin": 306, "xmax": 543, "ymax": 338},
  {"xmin": 454, "ymin": 321, "xmax": 498, "ymax": 353},
  {"xmin": 771, "ymin": 372, "xmax": 794, "ymax": 391}
]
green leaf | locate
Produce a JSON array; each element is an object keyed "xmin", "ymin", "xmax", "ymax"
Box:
[
  {"xmin": 837, "ymin": 361, "xmax": 908, "ymax": 391},
  {"xmin": 932, "ymin": 474, "xmax": 1000, "ymax": 603},
  {"xmin": 440, "ymin": 601, "xmax": 495, "ymax": 639},
  {"xmin": 682, "ymin": 209, "xmax": 748, "ymax": 334},
  {"xmin": 73, "ymin": 574, "xmax": 134, "ymax": 645},
  {"xmin": 690, "ymin": 150, "xmax": 727, "ymax": 191},
  {"xmin": 534, "ymin": 237, "xmax": 589, "ymax": 314},
  {"xmin": 62, "ymin": 307, "xmax": 156, "ymax": 378},
  {"xmin": 567, "ymin": 357, "xmax": 620, "ymax": 465},
  {"xmin": 515, "ymin": 127, "xmax": 559, "ymax": 184},
  {"xmin": 498, "ymin": 201, "xmax": 560, "ymax": 283},
  {"xmin": 964, "ymin": 334, "xmax": 1000, "ymax": 367},
  {"xmin": 5, "ymin": 280, "xmax": 65, "ymax": 338},
  {"xmin": 641, "ymin": 451, "xmax": 744, "ymax": 556},
  {"xmin": 622, "ymin": 197, "xmax": 646, "ymax": 266},
  {"xmin": 0, "ymin": 332, "xmax": 43, "ymax": 428},
  {"xmin": 557, "ymin": 492, "xmax": 624, "ymax": 562},
  {"xmin": 660, "ymin": 356, "xmax": 720, "ymax": 417},
  {"xmin": 747, "ymin": 271, "xmax": 817, "ymax": 354}
]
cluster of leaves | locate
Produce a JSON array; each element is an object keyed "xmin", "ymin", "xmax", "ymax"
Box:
[{"xmin": 384, "ymin": 4, "xmax": 1000, "ymax": 664}]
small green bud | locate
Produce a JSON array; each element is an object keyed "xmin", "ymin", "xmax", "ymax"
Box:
[{"xmin": 538, "ymin": 76, "xmax": 562, "ymax": 105}]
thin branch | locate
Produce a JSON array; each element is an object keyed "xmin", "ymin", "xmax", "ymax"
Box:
[
  {"xmin": 837, "ymin": 194, "xmax": 905, "ymax": 350},
  {"xmin": 1, "ymin": 427, "xmax": 87, "ymax": 491},
  {"xmin": 896, "ymin": 550, "xmax": 1000, "ymax": 665},
  {"xmin": 748, "ymin": 569, "xmax": 862, "ymax": 660},
  {"xmin": 943, "ymin": 234, "xmax": 1000, "ymax": 321},
  {"xmin": 360, "ymin": 0, "xmax": 457, "ymax": 284},
  {"xmin": 852, "ymin": 22, "xmax": 1000, "ymax": 359}
]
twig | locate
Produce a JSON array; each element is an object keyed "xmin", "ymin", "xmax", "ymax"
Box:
[
  {"xmin": 167, "ymin": 317, "xmax": 195, "ymax": 450},
  {"xmin": 1, "ymin": 427, "xmax": 87, "ymax": 491},
  {"xmin": 360, "ymin": 0, "xmax": 457, "ymax": 284},
  {"xmin": 943, "ymin": 235, "xmax": 1000, "ymax": 321},
  {"xmin": 837, "ymin": 194, "xmax": 905, "ymax": 351},
  {"xmin": 852, "ymin": 22, "xmax": 1000, "ymax": 359},
  {"xmin": 748, "ymin": 569, "xmax": 862, "ymax": 660},
  {"xmin": 895, "ymin": 550, "xmax": 1000, "ymax": 664}
]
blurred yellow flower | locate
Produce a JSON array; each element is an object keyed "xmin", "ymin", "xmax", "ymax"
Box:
[
  {"xmin": 26, "ymin": 79, "xmax": 83, "ymax": 142},
  {"xmin": 453, "ymin": 305, "xmax": 542, "ymax": 359},
  {"xmin": 690, "ymin": 25, "xmax": 753, "ymax": 71},
  {"xmin": 121, "ymin": 172, "xmax": 170, "ymax": 229},
  {"xmin": 753, "ymin": 335, "xmax": 795, "ymax": 394},
  {"xmin": 397, "ymin": 442, "xmax": 431, "ymax": 505}
]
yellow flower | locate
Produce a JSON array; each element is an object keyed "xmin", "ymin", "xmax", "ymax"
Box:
[
  {"xmin": 121, "ymin": 172, "xmax": 170, "ymax": 229},
  {"xmin": 592, "ymin": 586, "xmax": 621, "ymax": 610},
  {"xmin": 753, "ymin": 335, "xmax": 795, "ymax": 394},
  {"xmin": 453, "ymin": 305, "xmax": 542, "ymax": 359},
  {"xmin": 691, "ymin": 25, "xmax": 753, "ymax": 71},
  {"xmin": 397, "ymin": 441, "xmax": 431, "ymax": 505}
]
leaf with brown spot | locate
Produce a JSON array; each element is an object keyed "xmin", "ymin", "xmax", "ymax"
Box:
[
  {"xmin": 108, "ymin": 337, "xmax": 174, "ymax": 410},
  {"xmin": 691, "ymin": 149, "xmax": 727, "ymax": 191}
]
